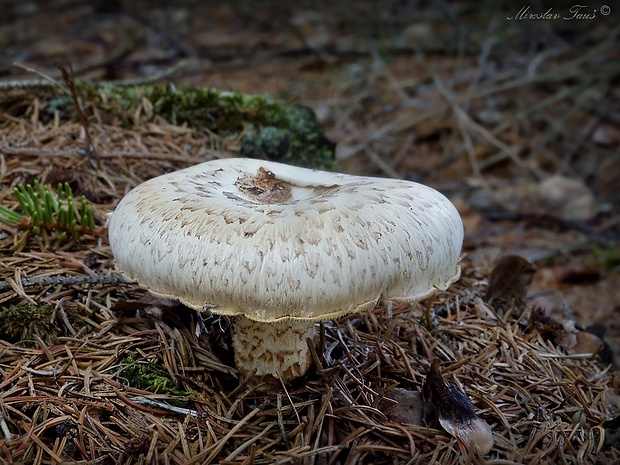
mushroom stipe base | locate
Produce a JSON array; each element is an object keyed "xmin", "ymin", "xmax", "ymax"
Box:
[{"xmin": 233, "ymin": 316, "xmax": 316, "ymax": 383}]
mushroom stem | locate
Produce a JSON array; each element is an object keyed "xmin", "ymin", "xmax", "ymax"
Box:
[{"xmin": 232, "ymin": 316, "xmax": 316, "ymax": 383}]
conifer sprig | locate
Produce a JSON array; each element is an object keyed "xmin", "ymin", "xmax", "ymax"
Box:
[{"xmin": 0, "ymin": 181, "xmax": 95, "ymax": 241}]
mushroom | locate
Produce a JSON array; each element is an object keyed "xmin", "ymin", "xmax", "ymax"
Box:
[{"xmin": 108, "ymin": 158, "xmax": 463, "ymax": 383}]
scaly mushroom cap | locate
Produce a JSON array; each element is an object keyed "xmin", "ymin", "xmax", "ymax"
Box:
[{"xmin": 108, "ymin": 158, "xmax": 463, "ymax": 322}]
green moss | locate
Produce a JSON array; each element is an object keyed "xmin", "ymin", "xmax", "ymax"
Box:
[
  {"xmin": 0, "ymin": 302, "xmax": 84, "ymax": 345},
  {"xmin": 96, "ymin": 85, "xmax": 252, "ymax": 132},
  {"xmin": 240, "ymin": 103, "xmax": 336, "ymax": 168},
  {"xmin": 594, "ymin": 244, "xmax": 620, "ymax": 271},
  {"xmin": 120, "ymin": 354, "xmax": 185, "ymax": 398},
  {"xmin": 46, "ymin": 96, "xmax": 73, "ymax": 117},
  {"xmin": 119, "ymin": 355, "xmax": 197, "ymax": 408}
]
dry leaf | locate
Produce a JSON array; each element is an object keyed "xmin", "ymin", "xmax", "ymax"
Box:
[
  {"xmin": 528, "ymin": 307, "xmax": 604, "ymax": 356},
  {"xmin": 484, "ymin": 255, "xmax": 536, "ymax": 318},
  {"xmin": 381, "ymin": 388, "xmax": 429, "ymax": 425},
  {"xmin": 423, "ymin": 361, "xmax": 494, "ymax": 456}
]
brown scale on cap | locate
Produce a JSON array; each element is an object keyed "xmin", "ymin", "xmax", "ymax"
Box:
[{"xmin": 235, "ymin": 167, "xmax": 293, "ymax": 204}]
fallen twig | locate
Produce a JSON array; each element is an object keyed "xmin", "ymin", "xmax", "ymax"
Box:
[{"xmin": 0, "ymin": 273, "xmax": 128, "ymax": 291}]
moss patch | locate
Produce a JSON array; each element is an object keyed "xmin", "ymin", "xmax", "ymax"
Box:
[
  {"xmin": 239, "ymin": 103, "xmax": 335, "ymax": 169},
  {"xmin": 97, "ymin": 84, "xmax": 336, "ymax": 169},
  {"xmin": 120, "ymin": 355, "xmax": 177, "ymax": 393},
  {"xmin": 0, "ymin": 302, "xmax": 87, "ymax": 345}
]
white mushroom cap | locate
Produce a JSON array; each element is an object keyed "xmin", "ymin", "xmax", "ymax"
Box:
[{"xmin": 108, "ymin": 158, "xmax": 463, "ymax": 322}]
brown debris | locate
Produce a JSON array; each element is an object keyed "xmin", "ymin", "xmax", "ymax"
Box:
[
  {"xmin": 484, "ymin": 255, "xmax": 536, "ymax": 318},
  {"xmin": 235, "ymin": 166, "xmax": 293, "ymax": 204},
  {"xmin": 555, "ymin": 266, "xmax": 602, "ymax": 285},
  {"xmin": 528, "ymin": 307, "xmax": 605, "ymax": 356},
  {"xmin": 0, "ymin": 261, "xmax": 616, "ymax": 463}
]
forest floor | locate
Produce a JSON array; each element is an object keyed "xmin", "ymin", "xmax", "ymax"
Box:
[{"xmin": 0, "ymin": 2, "xmax": 619, "ymax": 464}]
